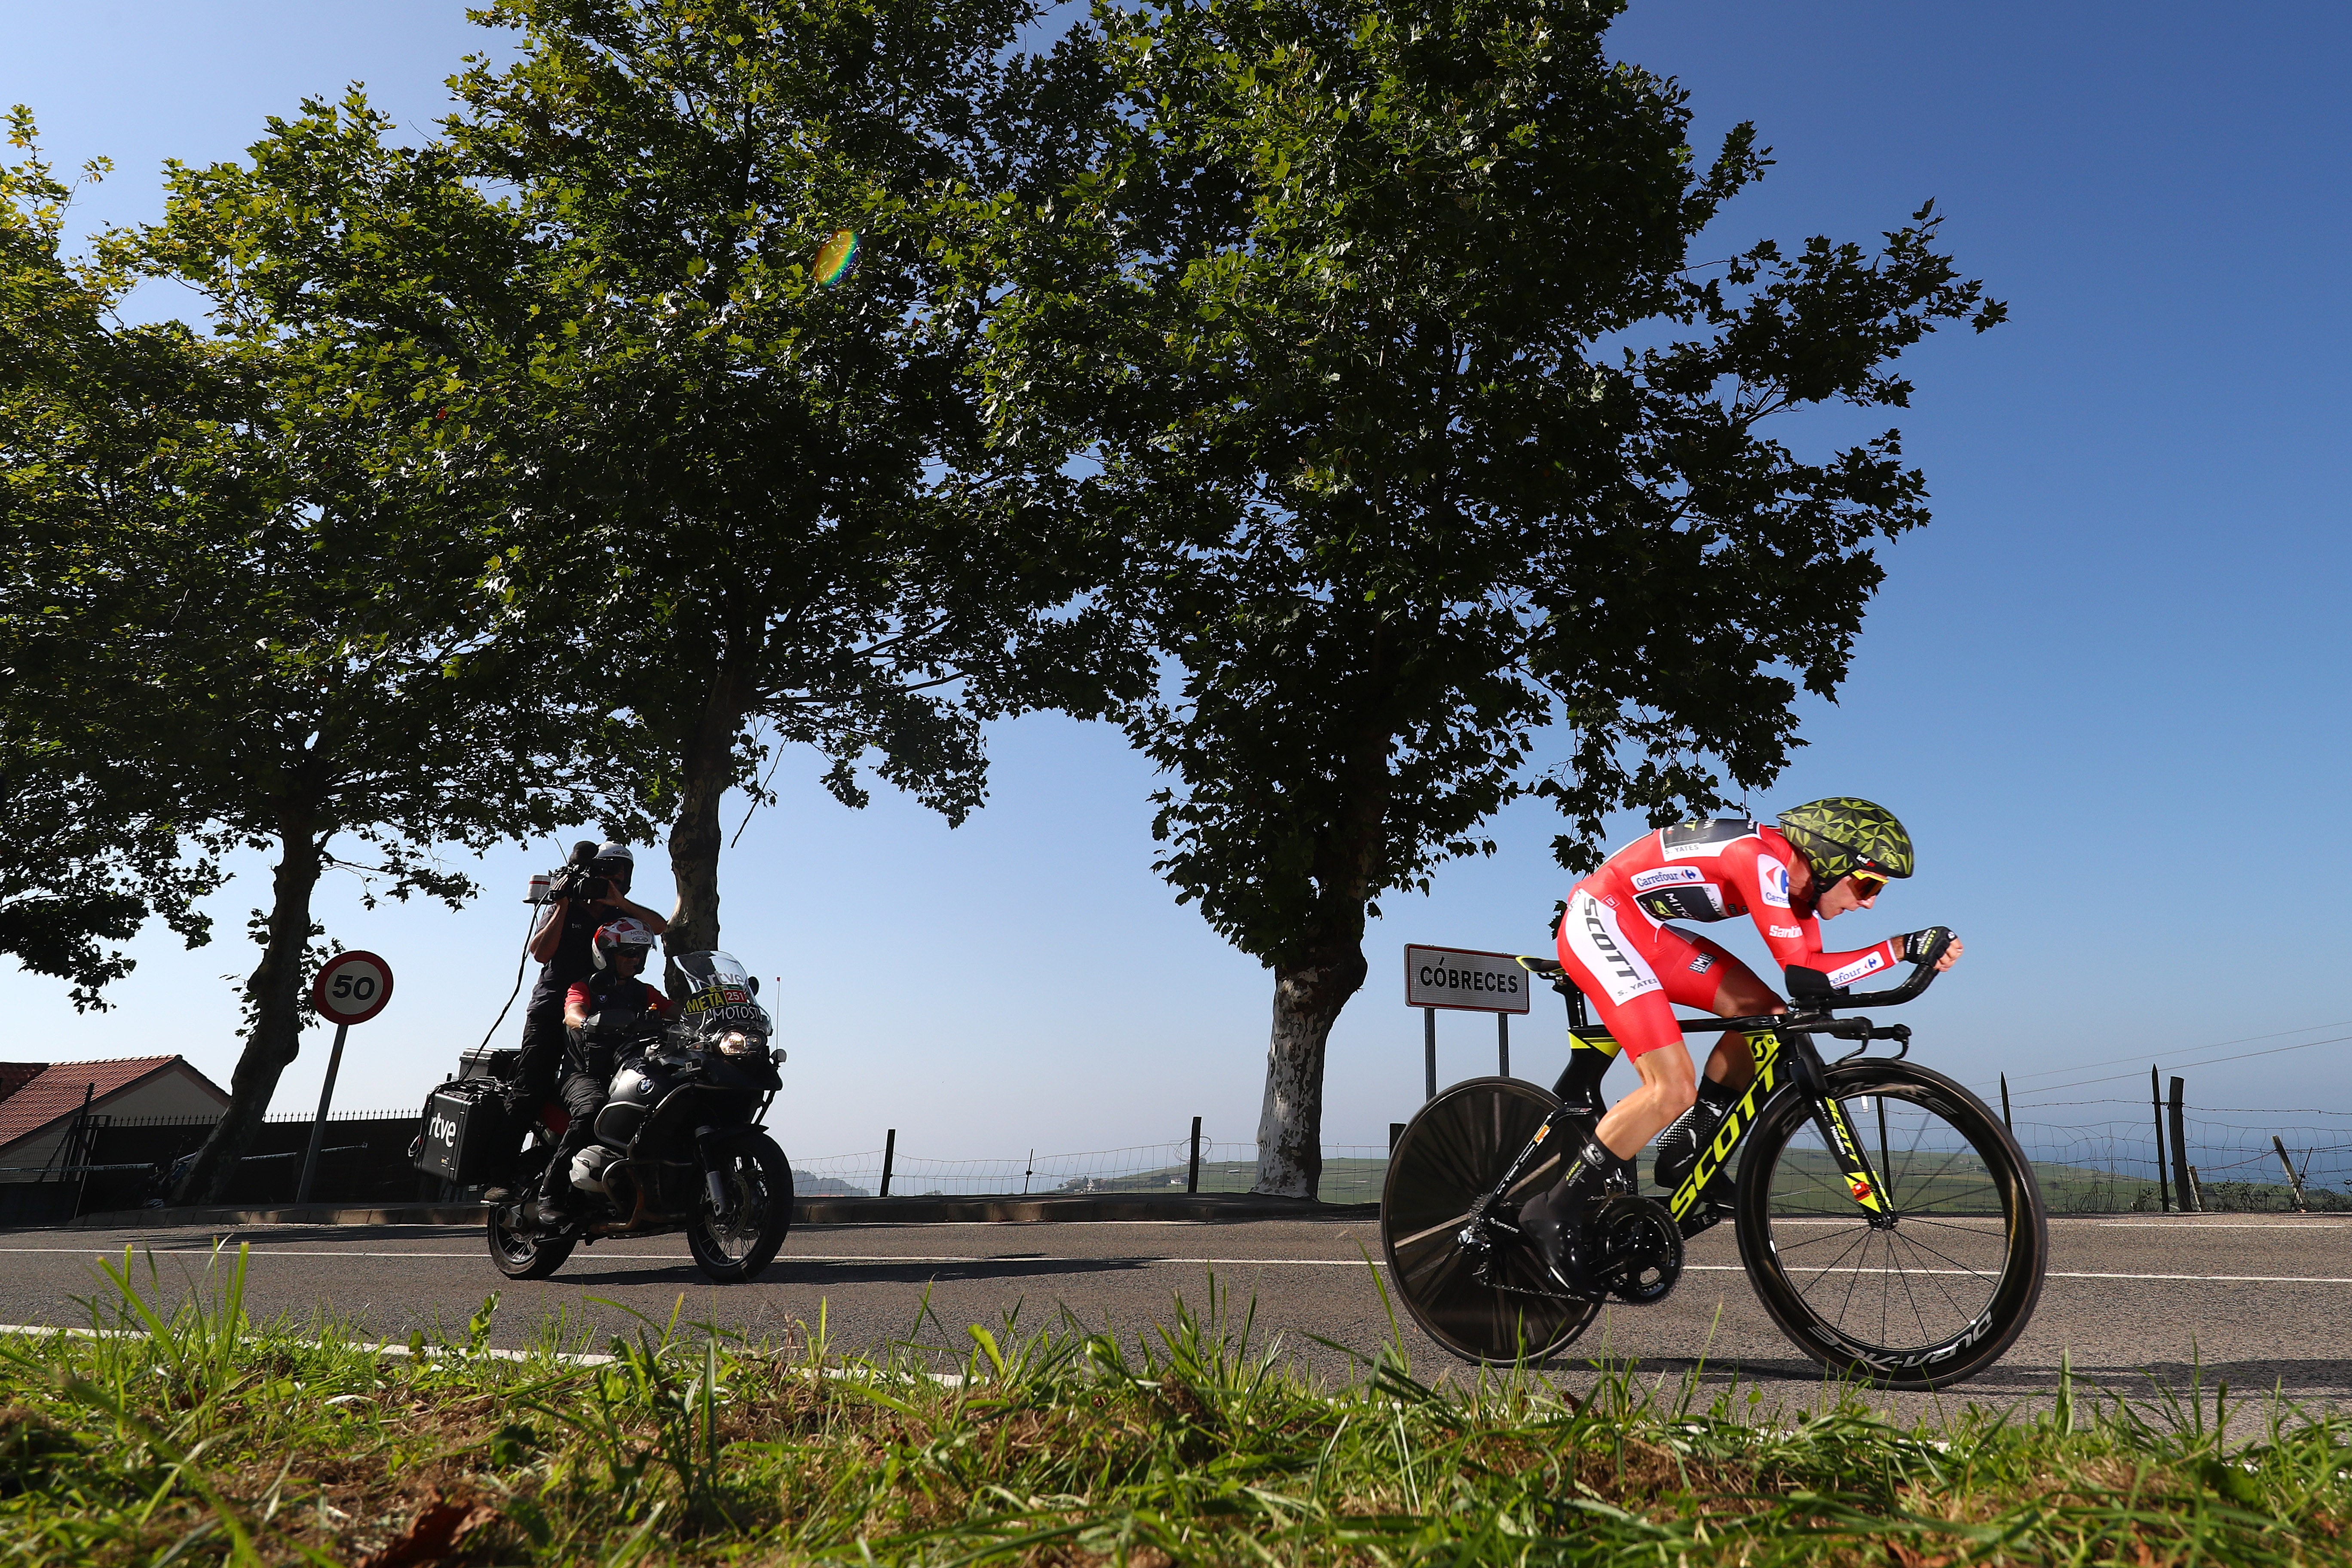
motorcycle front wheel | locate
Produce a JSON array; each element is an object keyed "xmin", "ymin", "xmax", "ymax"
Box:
[
  {"xmin": 687, "ymin": 1133, "xmax": 794, "ymax": 1283},
  {"xmin": 487, "ymin": 1203, "xmax": 576, "ymax": 1280}
]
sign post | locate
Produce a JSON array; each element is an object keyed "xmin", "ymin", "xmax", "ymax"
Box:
[
  {"xmin": 1403, "ymin": 944, "xmax": 1532, "ymax": 1101},
  {"xmin": 298, "ymin": 951, "xmax": 395, "ymax": 1204}
]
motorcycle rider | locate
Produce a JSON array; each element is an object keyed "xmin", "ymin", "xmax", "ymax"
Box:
[
  {"xmin": 533, "ymin": 916, "xmax": 674, "ymax": 1222},
  {"xmin": 490, "ymin": 842, "xmax": 668, "ymax": 1202}
]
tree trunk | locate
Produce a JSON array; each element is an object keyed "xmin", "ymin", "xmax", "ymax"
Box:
[
  {"xmin": 174, "ymin": 823, "xmax": 324, "ymax": 1204},
  {"xmin": 1251, "ymin": 688, "xmax": 1392, "ymax": 1200},
  {"xmin": 1251, "ymin": 942, "xmax": 1369, "ymax": 1199},
  {"xmin": 663, "ymin": 655, "xmax": 750, "ymax": 993}
]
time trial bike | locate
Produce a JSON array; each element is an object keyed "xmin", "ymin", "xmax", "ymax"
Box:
[{"xmin": 1379, "ymin": 944, "xmax": 2048, "ymax": 1388}]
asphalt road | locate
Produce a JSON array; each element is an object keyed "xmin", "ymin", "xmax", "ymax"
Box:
[{"xmin": 3, "ymin": 1213, "xmax": 2346, "ymax": 1426}]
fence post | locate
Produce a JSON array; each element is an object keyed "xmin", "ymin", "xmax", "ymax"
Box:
[
  {"xmin": 1999, "ymin": 1073, "xmax": 2012, "ymax": 1133},
  {"xmin": 2151, "ymin": 1066, "xmax": 2170, "ymax": 1212},
  {"xmin": 2272, "ymin": 1135, "xmax": 2309, "ymax": 1212},
  {"xmin": 1390, "ymin": 1121, "xmax": 1406, "ymax": 1153},
  {"xmin": 879, "ymin": 1129, "xmax": 895, "ymax": 1198},
  {"xmin": 2186, "ymin": 1164, "xmax": 2205, "ymax": 1213},
  {"xmin": 1424, "ymin": 1007, "xmax": 1437, "ymax": 1102},
  {"xmin": 1187, "ymin": 1117, "xmax": 1202, "ymax": 1194},
  {"xmin": 2168, "ymin": 1076, "xmax": 2196, "ymax": 1213}
]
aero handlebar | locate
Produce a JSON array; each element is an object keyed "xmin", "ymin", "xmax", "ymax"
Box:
[{"xmin": 1516, "ymin": 925, "xmax": 1952, "ymax": 1041}]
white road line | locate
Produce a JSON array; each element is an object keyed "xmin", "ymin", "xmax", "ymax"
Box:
[
  {"xmin": 11, "ymin": 1247, "xmax": 2352, "ymax": 1286},
  {"xmin": 2090, "ymin": 1222, "xmax": 2352, "ymax": 1229}
]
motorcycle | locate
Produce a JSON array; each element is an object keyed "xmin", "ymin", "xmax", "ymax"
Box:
[{"xmin": 484, "ymin": 949, "xmax": 793, "ymax": 1284}]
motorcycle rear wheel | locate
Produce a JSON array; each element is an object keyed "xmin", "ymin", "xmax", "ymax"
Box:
[
  {"xmin": 487, "ymin": 1203, "xmax": 576, "ymax": 1280},
  {"xmin": 687, "ymin": 1134, "xmax": 794, "ymax": 1283}
]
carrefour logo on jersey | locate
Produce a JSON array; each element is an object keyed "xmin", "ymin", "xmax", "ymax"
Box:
[
  {"xmin": 1759, "ymin": 858, "xmax": 1792, "ymax": 909},
  {"xmin": 1827, "ymin": 951, "xmax": 1888, "ymax": 987},
  {"xmin": 1630, "ymin": 866, "xmax": 1705, "ymax": 892}
]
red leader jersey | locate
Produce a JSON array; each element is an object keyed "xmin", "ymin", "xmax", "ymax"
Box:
[{"xmin": 1554, "ymin": 818, "xmax": 1902, "ymax": 1058}]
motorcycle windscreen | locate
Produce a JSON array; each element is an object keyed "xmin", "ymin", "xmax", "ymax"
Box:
[{"xmin": 672, "ymin": 949, "xmax": 773, "ymax": 1041}]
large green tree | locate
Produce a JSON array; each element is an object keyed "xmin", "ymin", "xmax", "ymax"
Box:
[
  {"xmin": 990, "ymin": 0, "xmax": 2001, "ymax": 1195},
  {"xmin": 447, "ymin": 0, "xmax": 1132, "ymax": 977},
  {"xmin": 0, "ymin": 100, "xmax": 582, "ymax": 1200},
  {"xmin": 0, "ymin": 119, "xmax": 219, "ymax": 1009}
]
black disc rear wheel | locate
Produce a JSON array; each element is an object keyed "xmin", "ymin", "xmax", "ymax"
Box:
[
  {"xmin": 1381, "ymin": 1077, "xmax": 1602, "ymax": 1364},
  {"xmin": 1734, "ymin": 1058, "xmax": 2048, "ymax": 1389}
]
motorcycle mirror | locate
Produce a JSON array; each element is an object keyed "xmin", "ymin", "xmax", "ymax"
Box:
[{"xmin": 747, "ymin": 975, "xmax": 760, "ymax": 996}]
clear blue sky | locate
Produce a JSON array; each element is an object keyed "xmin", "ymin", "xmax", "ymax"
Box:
[{"xmin": 6, "ymin": 1, "xmax": 2348, "ymax": 1167}]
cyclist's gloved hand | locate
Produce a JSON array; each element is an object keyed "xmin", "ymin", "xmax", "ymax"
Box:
[{"xmin": 1899, "ymin": 927, "xmax": 1954, "ymax": 964}]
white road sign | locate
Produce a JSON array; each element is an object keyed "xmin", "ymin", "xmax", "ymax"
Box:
[
  {"xmin": 1403, "ymin": 944, "xmax": 1532, "ymax": 1014},
  {"xmin": 311, "ymin": 950, "xmax": 394, "ymax": 1026}
]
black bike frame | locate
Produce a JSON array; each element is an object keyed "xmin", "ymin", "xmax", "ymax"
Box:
[{"xmin": 1480, "ymin": 955, "xmax": 1944, "ymax": 1234}]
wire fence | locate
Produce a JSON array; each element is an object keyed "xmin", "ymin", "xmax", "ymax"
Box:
[
  {"xmin": 2003, "ymin": 1115, "xmax": 2352, "ymax": 1213},
  {"xmin": 787, "ymin": 1138, "xmax": 1395, "ymax": 1201},
  {"xmin": 36, "ymin": 1085, "xmax": 2352, "ymax": 1213},
  {"xmin": 785, "ymin": 1113, "xmax": 2352, "ymax": 1211}
]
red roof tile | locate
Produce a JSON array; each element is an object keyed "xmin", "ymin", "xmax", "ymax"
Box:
[
  {"xmin": 0, "ymin": 1057, "xmax": 230, "ymax": 1153},
  {"xmin": 0, "ymin": 1064, "xmax": 42, "ymax": 1105}
]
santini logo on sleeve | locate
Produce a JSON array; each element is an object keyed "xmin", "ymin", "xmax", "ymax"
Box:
[{"xmin": 1768, "ymin": 924, "xmax": 1802, "ymax": 939}]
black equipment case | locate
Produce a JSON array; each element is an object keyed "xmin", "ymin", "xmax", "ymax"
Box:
[{"xmin": 412, "ymin": 1079, "xmax": 505, "ymax": 1184}]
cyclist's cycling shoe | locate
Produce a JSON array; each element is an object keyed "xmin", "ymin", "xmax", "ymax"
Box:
[
  {"xmin": 1518, "ymin": 1135, "xmax": 1625, "ymax": 1297},
  {"xmin": 1654, "ymin": 1077, "xmax": 1741, "ymax": 1191},
  {"xmin": 1519, "ymin": 1195, "xmax": 1597, "ymax": 1296}
]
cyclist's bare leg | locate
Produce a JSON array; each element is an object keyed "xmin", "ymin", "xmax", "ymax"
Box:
[
  {"xmin": 1701, "ymin": 965, "xmax": 1784, "ymax": 1092},
  {"xmin": 1594, "ymin": 1045, "xmax": 1696, "ymax": 1161},
  {"xmin": 1594, "ymin": 967, "xmax": 1786, "ymax": 1161}
]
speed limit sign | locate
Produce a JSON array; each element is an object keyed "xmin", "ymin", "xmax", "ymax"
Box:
[{"xmin": 311, "ymin": 950, "xmax": 394, "ymax": 1026}]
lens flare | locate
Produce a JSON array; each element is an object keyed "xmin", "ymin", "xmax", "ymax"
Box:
[{"xmin": 814, "ymin": 229, "xmax": 860, "ymax": 287}]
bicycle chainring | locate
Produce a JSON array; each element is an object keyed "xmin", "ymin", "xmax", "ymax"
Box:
[{"xmin": 1591, "ymin": 1194, "xmax": 1684, "ymax": 1305}]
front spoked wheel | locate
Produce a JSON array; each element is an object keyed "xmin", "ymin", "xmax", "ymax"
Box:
[
  {"xmin": 686, "ymin": 1134, "xmax": 794, "ymax": 1283},
  {"xmin": 1381, "ymin": 1077, "xmax": 1602, "ymax": 1364},
  {"xmin": 1735, "ymin": 1058, "xmax": 2048, "ymax": 1389}
]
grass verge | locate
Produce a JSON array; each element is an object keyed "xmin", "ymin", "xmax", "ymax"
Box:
[{"xmin": 0, "ymin": 1243, "xmax": 2344, "ymax": 1564}]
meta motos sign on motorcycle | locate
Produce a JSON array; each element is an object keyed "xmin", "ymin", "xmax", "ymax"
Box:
[{"xmin": 1403, "ymin": 945, "xmax": 1532, "ymax": 1014}]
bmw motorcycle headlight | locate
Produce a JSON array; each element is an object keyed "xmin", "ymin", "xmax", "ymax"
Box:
[{"xmin": 717, "ymin": 1030, "xmax": 763, "ymax": 1057}]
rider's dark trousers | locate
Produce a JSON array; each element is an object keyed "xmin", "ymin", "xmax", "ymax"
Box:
[
  {"xmin": 507, "ymin": 991, "xmax": 568, "ymax": 1121},
  {"xmin": 540, "ymin": 1069, "xmax": 612, "ymax": 1199}
]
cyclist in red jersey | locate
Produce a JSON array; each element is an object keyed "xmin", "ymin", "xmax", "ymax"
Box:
[{"xmin": 1519, "ymin": 798, "xmax": 1963, "ymax": 1293}]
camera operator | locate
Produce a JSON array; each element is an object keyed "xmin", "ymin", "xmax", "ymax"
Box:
[
  {"xmin": 489, "ymin": 841, "xmax": 668, "ymax": 1202},
  {"xmin": 535, "ymin": 917, "xmax": 672, "ymax": 1221}
]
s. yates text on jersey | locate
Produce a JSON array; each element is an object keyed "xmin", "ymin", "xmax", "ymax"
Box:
[{"xmin": 1403, "ymin": 944, "xmax": 1534, "ymax": 1013}]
